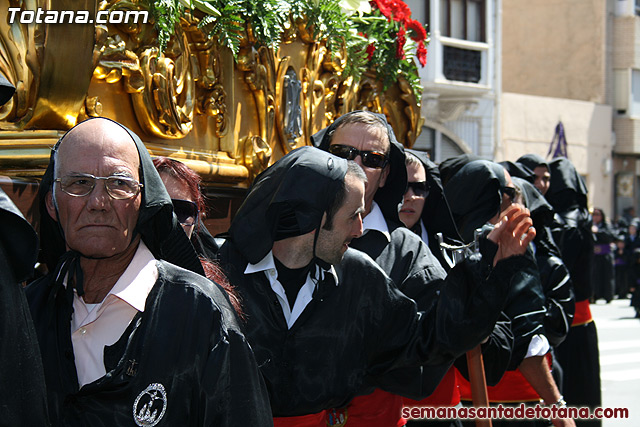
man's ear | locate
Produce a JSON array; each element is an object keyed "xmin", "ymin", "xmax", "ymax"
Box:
[
  {"xmin": 45, "ymin": 191, "xmax": 58, "ymax": 222},
  {"xmin": 379, "ymin": 164, "xmax": 390, "ymax": 188}
]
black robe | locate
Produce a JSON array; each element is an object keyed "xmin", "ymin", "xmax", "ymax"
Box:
[
  {"xmin": 26, "ymin": 260, "xmax": 272, "ymax": 426},
  {"xmin": 218, "ymin": 241, "xmax": 532, "ymax": 417},
  {"xmin": 546, "ymin": 157, "xmax": 601, "ymax": 425},
  {"xmin": 0, "ymin": 189, "xmax": 49, "ymax": 426}
]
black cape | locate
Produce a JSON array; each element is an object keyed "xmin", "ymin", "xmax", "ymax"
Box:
[
  {"xmin": 513, "ymin": 176, "xmax": 575, "ymax": 348},
  {"xmin": 0, "ymin": 188, "xmax": 49, "ymax": 426},
  {"xmin": 444, "ymin": 160, "xmax": 546, "ymax": 370},
  {"xmin": 27, "ymin": 117, "xmax": 272, "ymax": 426}
]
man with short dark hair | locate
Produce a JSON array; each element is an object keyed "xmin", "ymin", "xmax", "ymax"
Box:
[
  {"xmin": 27, "ymin": 117, "xmax": 272, "ymax": 426},
  {"xmin": 218, "ymin": 145, "xmax": 536, "ymax": 426}
]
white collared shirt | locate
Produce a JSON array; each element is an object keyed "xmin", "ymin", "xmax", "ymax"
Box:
[
  {"xmin": 362, "ymin": 202, "xmax": 391, "ymax": 242},
  {"xmin": 69, "ymin": 241, "xmax": 158, "ymax": 387},
  {"xmin": 244, "ymin": 251, "xmax": 339, "ymax": 329}
]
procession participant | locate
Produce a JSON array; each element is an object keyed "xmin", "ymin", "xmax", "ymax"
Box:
[
  {"xmin": 0, "ymin": 73, "xmax": 49, "ymax": 426},
  {"xmin": 217, "ymin": 145, "xmax": 535, "ymax": 426},
  {"xmin": 313, "ymin": 112, "xmax": 533, "ymax": 427},
  {"xmin": 26, "ymin": 117, "xmax": 272, "ymax": 426},
  {"xmin": 517, "ymin": 154, "xmax": 551, "ymax": 196},
  {"xmin": 546, "ymin": 157, "xmax": 601, "ymax": 427},
  {"xmin": 153, "ymin": 156, "xmax": 243, "ymax": 317}
]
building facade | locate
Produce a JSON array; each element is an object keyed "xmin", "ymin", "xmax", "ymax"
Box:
[
  {"xmin": 499, "ymin": 0, "xmax": 616, "ymax": 217},
  {"xmin": 405, "ymin": 0, "xmax": 501, "ymax": 162}
]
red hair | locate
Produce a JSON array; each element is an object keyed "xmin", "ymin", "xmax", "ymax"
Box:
[
  {"xmin": 153, "ymin": 157, "xmax": 244, "ymax": 319},
  {"xmin": 153, "ymin": 157, "xmax": 206, "ymax": 217}
]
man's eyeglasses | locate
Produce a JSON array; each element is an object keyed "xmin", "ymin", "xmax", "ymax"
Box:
[
  {"xmin": 501, "ymin": 186, "xmax": 517, "ymax": 202},
  {"xmin": 406, "ymin": 181, "xmax": 430, "ymax": 198},
  {"xmin": 172, "ymin": 199, "xmax": 199, "ymax": 226},
  {"xmin": 55, "ymin": 174, "xmax": 143, "ymax": 200},
  {"xmin": 329, "ymin": 144, "xmax": 389, "ymax": 169}
]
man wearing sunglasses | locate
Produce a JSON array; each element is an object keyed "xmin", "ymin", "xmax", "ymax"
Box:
[
  {"xmin": 314, "ymin": 111, "xmax": 539, "ymax": 426},
  {"xmin": 25, "ymin": 117, "xmax": 272, "ymax": 426}
]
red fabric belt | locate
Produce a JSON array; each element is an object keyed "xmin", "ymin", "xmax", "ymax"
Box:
[
  {"xmin": 572, "ymin": 299, "xmax": 593, "ymax": 326},
  {"xmin": 458, "ymin": 355, "xmax": 551, "ymax": 403},
  {"xmin": 329, "ymin": 389, "xmax": 405, "ymax": 427},
  {"xmin": 274, "ymin": 411, "xmax": 326, "ymax": 427}
]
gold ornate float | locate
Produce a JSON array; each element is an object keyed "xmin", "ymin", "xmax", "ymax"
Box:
[{"xmin": 0, "ymin": 0, "xmax": 423, "ymax": 226}]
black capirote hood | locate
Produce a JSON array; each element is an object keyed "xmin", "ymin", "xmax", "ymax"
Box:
[
  {"xmin": 228, "ymin": 146, "xmax": 349, "ymax": 264},
  {"xmin": 443, "ymin": 159, "xmax": 506, "ymax": 243},
  {"xmin": 545, "ymin": 157, "xmax": 588, "ymax": 212}
]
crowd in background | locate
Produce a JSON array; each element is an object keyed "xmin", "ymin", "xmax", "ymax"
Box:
[{"xmin": 593, "ymin": 207, "xmax": 640, "ymax": 317}]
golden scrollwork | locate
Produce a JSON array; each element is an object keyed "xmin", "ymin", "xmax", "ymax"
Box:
[{"xmin": 0, "ymin": 0, "xmax": 422, "ymax": 186}]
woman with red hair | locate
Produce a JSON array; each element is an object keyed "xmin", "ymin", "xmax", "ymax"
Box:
[{"xmin": 153, "ymin": 157, "xmax": 243, "ymax": 317}]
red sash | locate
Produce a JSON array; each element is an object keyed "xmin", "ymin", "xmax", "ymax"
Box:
[
  {"xmin": 572, "ymin": 299, "xmax": 593, "ymax": 326},
  {"xmin": 458, "ymin": 355, "xmax": 551, "ymax": 403},
  {"xmin": 274, "ymin": 411, "xmax": 326, "ymax": 427},
  {"xmin": 329, "ymin": 389, "xmax": 405, "ymax": 427}
]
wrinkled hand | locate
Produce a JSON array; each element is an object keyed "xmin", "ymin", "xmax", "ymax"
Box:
[{"xmin": 487, "ymin": 204, "xmax": 536, "ymax": 266}]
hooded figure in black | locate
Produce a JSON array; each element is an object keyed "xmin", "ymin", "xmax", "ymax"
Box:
[
  {"xmin": 313, "ymin": 112, "xmax": 536, "ymax": 426},
  {"xmin": 26, "ymin": 117, "xmax": 272, "ymax": 426},
  {"xmin": 512, "ymin": 176, "xmax": 574, "ymax": 348},
  {"xmin": 546, "ymin": 157, "xmax": 601, "ymax": 426},
  {"xmin": 217, "ymin": 146, "xmax": 531, "ymax": 420},
  {"xmin": 0, "ymin": 74, "xmax": 49, "ymax": 426},
  {"xmin": 443, "ymin": 159, "xmax": 572, "ymax": 417}
]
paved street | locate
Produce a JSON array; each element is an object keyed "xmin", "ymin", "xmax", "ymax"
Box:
[{"xmin": 591, "ymin": 299, "xmax": 639, "ymax": 426}]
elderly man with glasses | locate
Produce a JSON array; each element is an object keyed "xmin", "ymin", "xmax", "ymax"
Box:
[{"xmin": 26, "ymin": 117, "xmax": 272, "ymax": 426}]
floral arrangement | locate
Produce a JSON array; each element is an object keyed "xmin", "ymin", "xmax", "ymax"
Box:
[{"xmin": 146, "ymin": 0, "xmax": 429, "ymax": 101}]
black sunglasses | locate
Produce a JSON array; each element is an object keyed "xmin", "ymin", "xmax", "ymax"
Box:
[
  {"xmin": 172, "ymin": 199, "xmax": 199, "ymax": 226},
  {"xmin": 501, "ymin": 186, "xmax": 517, "ymax": 201},
  {"xmin": 406, "ymin": 181, "xmax": 430, "ymax": 198},
  {"xmin": 329, "ymin": 144, "xmax": 389, "ymax": 169}
]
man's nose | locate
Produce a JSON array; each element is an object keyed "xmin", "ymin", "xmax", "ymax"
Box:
[
  {"xmin": 86, "ymin": 181, "xmax": 110, "ymax": 210},
  {"xmin": 352, "ymin": 214, "xmax": 363, "ymax": 238}
]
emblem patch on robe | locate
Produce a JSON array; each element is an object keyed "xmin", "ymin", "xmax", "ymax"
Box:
[{"xmin": 133, "ymin": 383, "xmax": 167, "ymax": 426}]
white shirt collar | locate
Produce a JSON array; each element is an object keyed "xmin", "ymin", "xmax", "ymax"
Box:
[
  {"xmin": 244, "ymin": 251, "xmax": 338, "ymax": 329},
  {"xmin": 419, "ymin": 219, "xmax": 429, "ymax": 245},
  {"xmin": 362, "ymin": 201, "xmax": 391, "ymax": 242},
  {"xmin": 109, "ymin": 241, "xmax": 158, "ymax": 312},
  {"xmin": 67, "ymin": 240, "xmax": 158, "ymax": 313}
]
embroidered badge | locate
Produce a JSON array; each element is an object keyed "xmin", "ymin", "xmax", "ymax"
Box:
[{"xmin": 133, "ymin": 383, "xmax": 167, "ymax": 426}]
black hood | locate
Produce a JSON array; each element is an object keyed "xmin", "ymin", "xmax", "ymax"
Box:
[
  {"xmin": 405, "ymin": 149, "xmax": 462, "ymax": 244},
  {"xmin": 500, "ymin": 161, "xmax": 535, "ymax": 183},
  {"xmin": 517, "ymin": 153, "xmax": 549, "ymax": 173},
  {"xmin": 0, "ymin": 74, "xmax": 15, "ymax": 106},
  {"xmin": 39, "ymin": 117, "xmax": 203, "ymax": 275},
  {"xmin": 545, "ymin": 157, "xmax": 588, "ymax": 212},
  {"xmin": 228, "ymin": 146, "xmax": 349, "ymax": 264},
  {"xmin": 311, "ymin": 111, "xmax": 407, "ymax": 223},
  {"xmin": 438, "ymin": 154, "xmax": 482, "ymax": 186},
  {"xmin": 443, "ymin": 160, "xmax": 506, "ymax": 243},
  {"xmin": 512, "ymin": 176, "xmax": 554, "ymax": 229},
  {"xmin": 0, "ymin": 189, "xmax": 38, "ymax": 282}
]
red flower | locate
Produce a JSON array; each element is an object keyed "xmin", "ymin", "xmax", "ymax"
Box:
[
  {"xmin": 366, "ymin": 43, "xmax": 376, "ymax": 60},
  {"xmin": 396, "ymin": 26, "xmax": 406, "ymax": 59},
  {"xmin": 417, "ymin": 40, "xmax": 427, "ymax": 66},
  {"xmin": 371, "ymin": 0, "xmax": 392, "ymax": 18},
  {"xmin": 406, "ymin": 19, "xmax": 427, "ymax": 41},
  {"xmin": 390, "ymin": 0, "xmax": 410, "ymax": 23}
]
